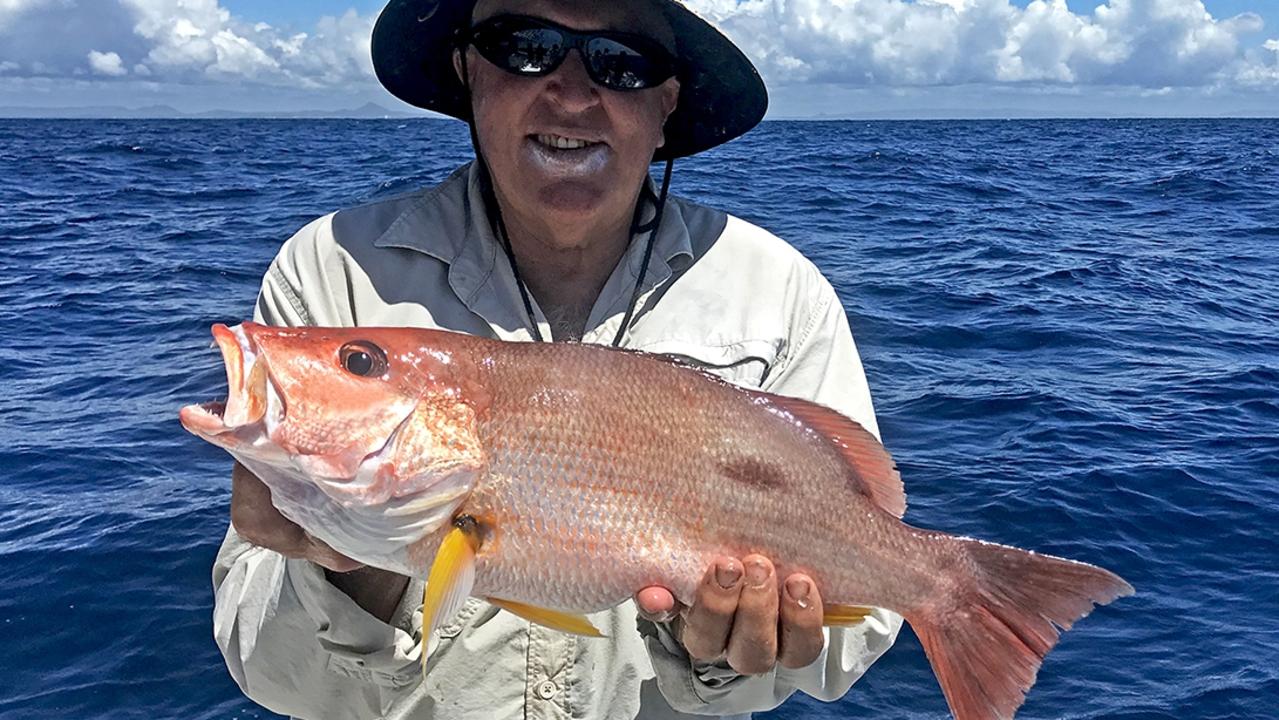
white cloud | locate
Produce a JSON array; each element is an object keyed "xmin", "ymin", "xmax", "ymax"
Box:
[
  {"xmin": 0, "ymin": 0, "xmax": 38, "ymax": 23},
  {"xmin": 0, "ymin": 0, "xmax": 376, "ymax": 88},
  {"xmin": 689, "ymin": 0, "xmax": 1279, "ymax": 88},
  {"xmin": 87, "ymin": 49, "xmax": 126, "ymax": 76},
  {"xmin": 0, "ymin": 0, "xmax": 1275, "ymax": 109}
]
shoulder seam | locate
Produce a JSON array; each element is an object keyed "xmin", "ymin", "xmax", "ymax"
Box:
[
  {"xmin": 773, "ymin": 288, "xmax": 834, "ymax": 386},
  {"xmin": 268, "ymin": 263, "xmax": 315, "ymax": 326}
]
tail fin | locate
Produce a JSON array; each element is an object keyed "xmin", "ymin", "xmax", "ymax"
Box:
[{"xmin": 909, "ymin": 539, "xmax": 1133, "ymax": 720}]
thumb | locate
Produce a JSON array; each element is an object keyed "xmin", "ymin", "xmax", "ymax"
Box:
[{"xmin": 635, "ymin": 586, "xmax": 680, "ymax": 623}]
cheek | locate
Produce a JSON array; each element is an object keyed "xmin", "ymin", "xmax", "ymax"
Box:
[
  {"xmin": 471, "ymin": 74, "xmax": 534, "ymax": 153},
  {"xmin": 607, "ymin": 96, "xmax": 670, "ymax": 158}
]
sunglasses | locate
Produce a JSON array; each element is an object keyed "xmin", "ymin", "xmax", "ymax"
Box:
[{"xmin": 463, "ymin": 14, "xmax": 678, "ymax": 92}]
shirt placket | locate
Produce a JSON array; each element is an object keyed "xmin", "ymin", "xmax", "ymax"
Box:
[{"xmin": 523, "ymin": 625, "xmax": 576, "ymax": 719}]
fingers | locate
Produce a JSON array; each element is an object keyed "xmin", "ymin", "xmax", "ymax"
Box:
[
  {"xmin": 678, "ymin": 554, "xmax": 828, "ymax": 675},
  {"xmin": 230, "ymin": 462, "xmax": 303, "ymax": 550},
  {"xmin": 635, "ymin": 586, "xmax": 680, "ymax": 623},
  {"xmin": 304, "ymin": 534, "xmax": 365, "ymax": 573},
  {"xmin": 230, "ymin": 462, "xmax": 362, "ymax": 572},
  {"xmin": 777, "ymin": 574, "xmax": 825, "ymax": 669},
  {"xmin": 680, "ymin": 557, "xmax": 744, "ymax": 662},
  {"xmin": 724, "ymin": 555, "xmax": 779, "ymax": 675}
]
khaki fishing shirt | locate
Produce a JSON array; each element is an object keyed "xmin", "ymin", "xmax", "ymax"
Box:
[{"xmin": 212, "ymin": 162, "xmax": 902, "ymax": 720}]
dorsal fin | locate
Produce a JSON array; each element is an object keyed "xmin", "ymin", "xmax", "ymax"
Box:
[
  {"xmin": 764, "ymin": 394, "xmax": 906, "ymax": 518},
  {"xmin": 622, "ymin": 346, "xmax": 905, "ymax": 517}
]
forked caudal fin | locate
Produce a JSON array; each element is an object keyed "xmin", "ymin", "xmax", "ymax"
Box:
[{"xmin": 909, "ymin": 539, "xmax": 1133, "ymax": 720}]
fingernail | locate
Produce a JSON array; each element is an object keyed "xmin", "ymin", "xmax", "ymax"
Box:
[
  {"xmin": 745, "ymin": 559, "xmax": 771, "ymax": 588},
  {"xmin": 715, "ymin": 560, "xmax": 742, "ymax": 589},
  {"xmin": 786, "ymin": 578, "xmax": 811, "ymax": 608}
]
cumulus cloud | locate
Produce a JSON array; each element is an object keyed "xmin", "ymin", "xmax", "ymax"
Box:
[
  {"xmin": 689, "ymin": 0, "xmax": 1279, "ymax": 89},
  {"xmin": 0, "ymin": 0, "xmax": 1274, "ymax": 98},
  {"xmin": 87, "ymin": 50, "xmax": 126, "ymax": 76},
  {"xmin": 0, "ymin": 0, "xmax": 374, "ymax": 87}
]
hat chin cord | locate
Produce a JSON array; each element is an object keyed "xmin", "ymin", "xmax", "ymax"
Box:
[{"xmin": 458, "ymin": 48, "xmax": 675, "ymax": 348}]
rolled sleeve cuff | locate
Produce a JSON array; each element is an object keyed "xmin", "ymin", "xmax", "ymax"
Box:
[
  {"xmin": 287, "ymin": 560, "xmax": 423, "ymax": 689},
  {"xmin": 640, "ymin": 620, "xmax": 783, "ymax": 716},
  {"xmin": 639, "ymin": 608, "xmax": 903, "ymax": 716},
  {"xmin": 214, "ymin": 536, "xmax": 424, "ymax": 720}
]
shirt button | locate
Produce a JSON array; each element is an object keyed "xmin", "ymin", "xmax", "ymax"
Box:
[{"xmin": 536, "ymin": 680, "xmax": 558, "ymax": 700}]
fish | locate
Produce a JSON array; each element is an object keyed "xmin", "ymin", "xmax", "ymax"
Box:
[{"xmin": 180, "ymin": 321, "xmax": 1133, "ymax": 720}]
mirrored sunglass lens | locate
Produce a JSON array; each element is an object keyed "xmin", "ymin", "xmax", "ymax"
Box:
[
  {"xmin": 585, "ymin": 37, "xmax": 663, "ymax": 89},
  {"xmin": 482, "ymin": 27, "xmax": 565, "ymax": 74}
]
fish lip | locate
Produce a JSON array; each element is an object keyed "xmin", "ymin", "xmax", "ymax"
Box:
[
  {"xmin": 179, "ymin": 323, "xmax": 285, "ymax": 438},
  {"xmin": 179, "ymin": 400, "xmax": 231, "ymax": 436}
]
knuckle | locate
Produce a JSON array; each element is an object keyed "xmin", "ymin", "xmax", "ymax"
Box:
[
  {"xmin": 728, "ymin": 652, "xmax": 774, "ymax": 676},
  {"xmin": 778, "ymin": 646, "xmax": 821, "ymax": 669},
  {"xmin": 683, "ymin": 632, "xmax": 726, "ymax": 661},
  {"xmin": 695, "ymin": 591, "xmax": 740, "ymax": 619}
]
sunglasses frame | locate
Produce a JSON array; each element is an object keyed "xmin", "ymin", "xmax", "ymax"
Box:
[{"xmin": 460, "ymin": 14, "xmax": 680, "ymax": 92}]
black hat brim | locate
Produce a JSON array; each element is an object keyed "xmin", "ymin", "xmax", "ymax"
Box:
[{"xmin": 371, "ymin": 0, "xmax": 767, "ymax": 160}]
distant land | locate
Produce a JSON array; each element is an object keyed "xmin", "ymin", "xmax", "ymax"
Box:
[
  {"xmin": 1, "ymin": 101, "xmax": 1274, "ymax": 121},
  {"xmin": 0, "ymin": 102, "xmax": 428, "ymax": 119},
  {"xmin": 772, "ymin": 107, "xmax": 1279, "ymax": 120}
]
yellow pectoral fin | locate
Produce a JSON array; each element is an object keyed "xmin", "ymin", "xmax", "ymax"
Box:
[
  {"xmin": 486, "ymin": 597, "xmax": 606, "ymax": 638},
  {"xmin": 421, "ymin": 521, "xmax": 481, "ymax": 673},
  {"xmin": 823, "ymin": 604, "xmax": 874, "ymax": 627}
]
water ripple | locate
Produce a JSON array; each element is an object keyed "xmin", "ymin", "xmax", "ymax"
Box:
[{"xmin": 1, "ymin": 118, "xmax": 1276, "ymax": 719}]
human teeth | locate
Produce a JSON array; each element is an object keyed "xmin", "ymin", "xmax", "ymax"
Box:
[{"xmin": 537, "ymin": 134, "xmax": 592, "ymax": 150}]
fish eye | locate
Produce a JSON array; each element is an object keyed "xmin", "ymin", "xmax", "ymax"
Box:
[{"xmin": 339, "ymin": 341, "xmax": 388, "ymax": 378}]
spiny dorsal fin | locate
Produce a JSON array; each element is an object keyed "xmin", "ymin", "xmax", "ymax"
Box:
[
  {"xmin": 623, "ymin": 346, "xmax": 906, "ymax": 517},
  {"xmin": 763, "ymin": 394, "xmax": 906, "ymax": 518}
]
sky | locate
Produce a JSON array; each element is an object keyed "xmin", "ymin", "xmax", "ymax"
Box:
[{"xmin": 1, "ymin": 0, "xmax": 1276, "ymax": 118}]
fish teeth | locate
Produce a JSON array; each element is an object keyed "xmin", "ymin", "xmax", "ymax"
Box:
[{"xmin": 536, "ymin": 134, "xmax": 592, "ymax": 150}]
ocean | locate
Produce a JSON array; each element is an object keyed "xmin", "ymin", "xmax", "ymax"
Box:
[{"xmin": 1, "ymin": 118, "xmax": 1276, "ymax": 719}]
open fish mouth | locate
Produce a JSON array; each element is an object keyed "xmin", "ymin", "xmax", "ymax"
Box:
[{"xmin": 179, "ymin": 324, "xmax": 285, "ymax": 438}]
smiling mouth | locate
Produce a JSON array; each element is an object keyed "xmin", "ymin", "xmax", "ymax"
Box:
[{"xmin": 533, "ymin": 133, "xmax": 604, "ymax": 151}]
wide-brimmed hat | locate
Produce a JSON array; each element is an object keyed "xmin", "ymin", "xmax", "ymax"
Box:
[{"xmin": 371, "ymin": 0, "xmax": 767, "ymax": 160}]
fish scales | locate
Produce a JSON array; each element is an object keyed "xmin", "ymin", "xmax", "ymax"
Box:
[
  {"xmin": 461, "ymin": 340, "xmax": 931, "ymax": 613},
  {"xmin": 181, "ymin": 323, "xmax": 1133, "ymax": 720}
]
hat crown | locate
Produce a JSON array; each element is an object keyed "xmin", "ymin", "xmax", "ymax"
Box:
[{"xmin": 371, "ymin": 0, "xmax": 767, "ymax": 159}]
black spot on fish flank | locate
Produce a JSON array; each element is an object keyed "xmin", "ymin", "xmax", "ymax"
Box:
[{"xmin": 720, "ymin": 457, "xmax": 787, "ymax": 490}]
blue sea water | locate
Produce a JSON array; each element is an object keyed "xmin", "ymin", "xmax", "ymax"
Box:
[{"xmin": 1, "ymin": 117, "xmax": 1276, "ymax": 720}]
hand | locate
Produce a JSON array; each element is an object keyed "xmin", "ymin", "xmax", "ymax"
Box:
[
  {"xmin": 230, "ymin": 462, "xmax": 364, "ymax": 573},
  {"xmin": 635, "ymin": 555, "xmax": 825, "ymax": 675}
]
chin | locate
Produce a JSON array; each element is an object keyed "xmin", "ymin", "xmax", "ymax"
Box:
[{"xmin": 535, "ymin": 180, "xmax": 614, "ymax": 218}]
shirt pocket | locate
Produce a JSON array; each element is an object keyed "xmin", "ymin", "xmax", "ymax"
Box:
[{"xmin": 632, "ymin": 338, "xmax": 782, "ymax": 389}]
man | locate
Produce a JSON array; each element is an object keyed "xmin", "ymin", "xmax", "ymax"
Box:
[{"xmin": 213, "ymin": 0, "xmax": 901, "ymax": 718}]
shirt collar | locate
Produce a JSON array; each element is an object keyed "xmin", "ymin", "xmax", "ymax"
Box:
[{"xmin": 371, "ymin": 162, "xmax": 694, "ymax": 342}]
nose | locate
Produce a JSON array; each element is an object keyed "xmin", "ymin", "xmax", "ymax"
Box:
[{"xmin": 543, "ymin": 49, "xmax": 600, "ymax": 113}]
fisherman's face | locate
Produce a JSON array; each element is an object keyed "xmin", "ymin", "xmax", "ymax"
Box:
[{"xmin": 459, "ymin": 0, "xmax": 680, "ymax": 237}]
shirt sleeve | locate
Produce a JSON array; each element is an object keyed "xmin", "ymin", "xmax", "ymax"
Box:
[
  {"xmin": 211, "ymin": 216, "xmax": 425, "ymax": 719},
  {"xmin": 642, "ymin": 279, "xmax": 903, "ymax": 715}
]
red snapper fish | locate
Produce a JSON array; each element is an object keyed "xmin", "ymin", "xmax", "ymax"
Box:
[{"xmin": 180, "ymin": 322, "xmax": 1132, "ymax": 720}]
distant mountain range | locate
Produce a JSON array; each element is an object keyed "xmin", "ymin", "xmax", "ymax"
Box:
[
  {"xmin": 3, "ymin": 101, "xmax": 1274, "ymax": 121},
  {"xmin": 0, "ymin": 102, "xmax": 428, "ymax": 119}
]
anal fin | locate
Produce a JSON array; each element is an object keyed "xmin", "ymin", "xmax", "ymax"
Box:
[
  {"xmin": 487, "ymin": 597, "xmax": 606, "ymax": 638},
  {"xmin": 824, "ymin": 603, "xmax": 874, "ymax": 626}
]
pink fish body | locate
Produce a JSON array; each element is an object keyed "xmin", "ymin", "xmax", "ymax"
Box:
[{"xmin": 181, "ymin": 322, "xmax": 1132, "ymax": 720}]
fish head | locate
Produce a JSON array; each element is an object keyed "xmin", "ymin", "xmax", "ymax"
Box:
[{"xmin": 180, "ymin": 322, "xmax": 488, "ymax": 571}]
